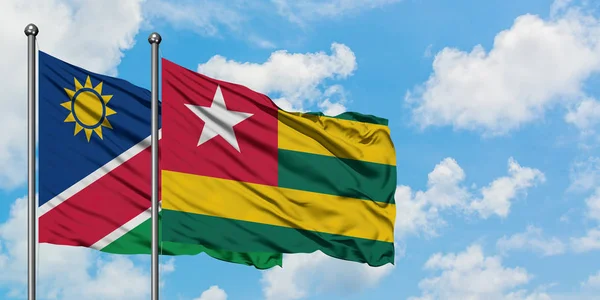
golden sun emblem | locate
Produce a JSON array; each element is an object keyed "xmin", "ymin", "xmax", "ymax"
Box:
[{"xmin": 61, "ymin": 76, "xmax": 116, "ymax": 142}]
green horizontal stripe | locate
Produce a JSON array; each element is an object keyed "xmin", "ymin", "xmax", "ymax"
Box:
[
  {"xmin": 278, "ymin": 149, "xmax": 397, "ymax": 204},
  {"xmin": 303, "ymin": 111, "xmax": 389, "ymax": 126},
  {"xmin": 162, "ymin": 209, "xmax": 395, "ymax": 267},
  {"xmin": 100, "ymin": 214, "xmax": 282, "ymax": 270}
]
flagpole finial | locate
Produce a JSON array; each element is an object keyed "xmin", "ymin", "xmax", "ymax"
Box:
[
  {"xmin": 24, "ymin": 23, "xmax": 39, "ymax": 36},
  {"xmin": 148, "ymin": 32, "xmax": 162, "ymax": 44}
]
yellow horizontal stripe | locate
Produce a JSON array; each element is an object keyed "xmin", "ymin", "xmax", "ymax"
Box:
[
  {"xmin": 162, "ymin": 170, "xmax": 395, "ymax": 243},
  {"xmin": 277, "ymin": 111, "xmax": 396, "ymax": 165}
]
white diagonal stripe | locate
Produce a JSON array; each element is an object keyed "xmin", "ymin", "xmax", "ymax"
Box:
[
  {"xmin": 90, "ymin": 202, "xmax": 162, "ymax": 250},
  {"xmin": 39, "ymin": 129, "xmax": 162, "ymax": 217}
]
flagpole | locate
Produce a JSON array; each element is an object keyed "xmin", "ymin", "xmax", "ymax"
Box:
[
  {"xmin": 148, "ymin": 32, "xmax": 162, "ymax": 300},
  {"xmin": 24, "ymin": 23, "xmax": 38, "ymax": 300}
]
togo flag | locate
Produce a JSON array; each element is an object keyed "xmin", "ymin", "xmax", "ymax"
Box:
[
  {"xmin": 161, "ymin": 59, "xmax": 397, "ymax": 267},
  {"xmin": 37, "ymin": 51, "xmax": 282, "ymax": 269}
]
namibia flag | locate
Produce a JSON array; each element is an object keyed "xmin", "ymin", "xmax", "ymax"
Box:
[{"xmin": 37, "ymin": 51, "xmax": 281, "ymax": 269}]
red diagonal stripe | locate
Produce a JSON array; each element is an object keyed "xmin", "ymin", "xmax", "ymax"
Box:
[{"xmin": 39, "ymin": 146, "xmax": 156, "ymax": 247}]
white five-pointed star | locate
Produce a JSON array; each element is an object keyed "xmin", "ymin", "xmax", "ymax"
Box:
[{"xmin": 184, "ymin": 85, "xmax": 253, "ymax": 152}]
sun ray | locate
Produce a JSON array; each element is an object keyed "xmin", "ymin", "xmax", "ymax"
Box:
[
  {"xmin": 106, "ymin": 106, "xmax": 117, "ymax": 117},
  {"xmin": 94, "ymin": 127, "xmax": 103, "ymax": 139},
  {"xmin": 74, "ymin": 123, "xmax": 84, "ymax": 135},
  {"xmin": 84, "ymin": 128, "xmax": 92, "ymax": 141},
  {"xmin": 102, "ymin": 95, "xmax": 113, "ymax": 104},
  {"xmin": 84, "ymin": 76, "xmax": 93, "ymax": 88},
  {"xmin": 94, "ymin": 82, "xmax": 103, "ymax": 94},
  {"xmin": 102, "ymin": 118, "xmax": 113, "ymax": 129},
  {"xmin": 60, "ymin": 101, "xmax": 72, "ymax": 111},
  {"xmin": 64, "ymin": 113, "xmax": 75, "ymax": 123},
  {"xmin": 63, "ymin": 89, "xmax": 76, "ymax": 101},
  {"xmin": 74, "ymin": 78, "xmax": 83, "ymax": 90}
]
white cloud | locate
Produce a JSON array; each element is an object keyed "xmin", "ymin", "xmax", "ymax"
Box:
[
  {"xmin": 160, "ymin": 257, "xmax": 175, "ymax": 274},
  {"xmin": 260, "ymin": 251, "xmax": 395, "ymax": 300},
  {"xmin": 565, "ymin": 98, "xmax": 600, "ymax": 135},
  {"xmin": 271, "ymin": 0, "xmax": 401, "ymax": 25},
  {"xmin": 197, "ymin": 43, "xmax": 356, "ymax": 112},
  {"xmin": 64, "ymin": 257, "xmax": 149, "ymax": 300},
  {"xmin": 581, "ymin": 271, "xmax": 600, "ymax": 289},
  {"xmin": 406, "ymin": 5, "xmax": 600, "ymax": 135},
  {"xmin": 396, "ymin": 157, "xmax": 544, "ymax": 237},
  {"xmin": 317, "ymin": 85, "xmax": 348, "ymax": 116},
  {"xmin": 569, "ymin": 157, "xmax": 600, "ymax": 192},
  {"xmin": 550, "ymin": 0, "xmax": 574, "ymax": 17},
  {"xmin": 584, "ymin": 188, "xmax": 600, "ymax": 221},
  {"xmin": 144, "ymin": 0, "xmax": 401, "ymax": 47},
  {"xmin": 469, "ymin": 158, "xmax": 546, "ymax": 218},
  {"xmin": 143, "ymin": 0, "xmax": 244, "ymax": 37},
  {"xmin": 394, "ymin": 158, "xmax": 468, "ymax": 238},
  {"xmin": 0, "ymin": 197, "xmax": 151, "ymax": 299},
  {"xmin": 570, "ymin": 184, "xmax": 600, "ymax": 253},
  {"xmin": 496, "ymin": 226, "xmax": 566, "ymax": 256},
  {"xmin": 247, "ymin": 35, "xmax": 278, "ymax": 49},
  {"xmin": 0, "ymin": 0, "xmax": 145, "ymax": 189},
  {"xmin": 409, "ymin": 244, "xmax": 541, "ymax": 300},
  {"xmin": 424, "ymin": 44, "xmax": 434, "ymax": 58},
  {"xmin": 571, "ymin": 228, "xmax": 600, "ymax": 252},
  {"xmin": 194, "ymin": 285, "xmax": 228, "ymax": 300},
  {"xmin": 504, "ymin": 290, "xmax": 553, "ymax": 300},
  {"xmin": 318, "ymin": 99, "xmax": 347, "ymax": 116}
]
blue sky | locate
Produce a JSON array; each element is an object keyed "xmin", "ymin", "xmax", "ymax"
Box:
[{"xmin": 1, "ymin": 0, "xmax": 600, "ymax": 299}]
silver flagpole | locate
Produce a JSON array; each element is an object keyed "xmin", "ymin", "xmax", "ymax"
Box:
[
  {"xmin": 148, "ymin": 32, "xmax": 161, "ymax": 300},
  {"xmin": 24, "ymin": 23, "xmax": 38, "ymax": 300}
]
